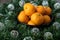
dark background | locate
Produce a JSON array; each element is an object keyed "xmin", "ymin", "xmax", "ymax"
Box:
[{"xmin": 0, "ymin": 0, "xmax": 60, "ymax": 3}]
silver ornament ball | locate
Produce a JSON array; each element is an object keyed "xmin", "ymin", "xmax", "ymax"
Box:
[
  {"xmin": 31, "ymin": 28, "xmax": 40, "ymax": 35},
  {"xmin": 53, "ymin": 22, "xmax": 60, "ymax": 27},
  {"xmin": 10, "ymin": 30, "xmax": 19, "ymax": 38},
  {"xmin": 7, "ymin": 4, "xmax": 15, "ymax": 10},
  {"xmin": 54, "ymin": 3, "xmax": 60, "ymax": 9},
  {"xmin": 19, "ymin": 0, "xmax": 25, "ymax": 7},
  {"xmin": 53, "ymin": 22, "xmax": 60, "ymax": 29},
  {"xmin": 44, "ymin": 32, "xmax": 53, "ymax": 39},
  {"xmin": 23, "ymin": 36, "xmax": 33, "ymax": 40},
  {"xmin": 42, "ymin": 0, "xmax": 49, "ymax": 6}
]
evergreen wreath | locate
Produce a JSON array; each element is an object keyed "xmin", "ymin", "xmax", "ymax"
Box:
[{"xmin": 0, "ymin": 0, "xmax": 60, "ymax": 40}]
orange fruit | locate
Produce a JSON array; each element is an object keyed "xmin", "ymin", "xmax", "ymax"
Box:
[
  {"xmin": 43, "ymin": 15, "xmax": 51, "ymax": 24},
  {"xmin": 31, "ymin": 12, "xmax": 44, "ymax": 25},
  {"xmin": 28, "ymin": 20, "xmax": 35, "ymax": 25},
  {"xmin": 36, "ymin": 5, "xmax": 45, "ymax": 15},
  {"xmin": 24, "ymin": 3, "xmax": 35, "ymax": 16},
  {"xmin": 44, "ymin": 6, "xmax": 52, "ymax": 15},
  {"xmin": 17, "ymin": 11, "xmax": 29, "ymax": 23}
]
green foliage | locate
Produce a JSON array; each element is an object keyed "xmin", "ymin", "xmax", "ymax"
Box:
[{"xmin": 0, "ymin": 0, "xmax": 60, "ymax": 40}]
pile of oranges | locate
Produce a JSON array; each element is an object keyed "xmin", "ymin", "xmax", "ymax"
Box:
[{"xmin": 17, "ymin": 3, "xmax": 52, "ymax": 26}]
